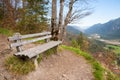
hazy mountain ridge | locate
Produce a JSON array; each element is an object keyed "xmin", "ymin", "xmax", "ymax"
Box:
[
  {"xmin": 67, "ymin": 25, "xmax": 82, "ymax": 34},
  {"xmin": 85, "ymin": 17, "xmax": 120, "ymax": 39}
]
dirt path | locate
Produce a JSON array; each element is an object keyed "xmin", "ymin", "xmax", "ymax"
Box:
[
  {"xmin": 23, "ymin": 50, "xmax": 94, "ymax": 80},
  {"xmin": 0, "ymin": 34, "xmax": 94, "ymax": 80},
  {"xmin": 0, "ymin": 34, "xmax": 15, "ymax": 80},
  {"xmin": 0, "ymin": 34, "xmax": 9, "ymax": 52}
]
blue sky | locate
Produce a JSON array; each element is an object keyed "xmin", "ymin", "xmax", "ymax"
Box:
[{"xmin": 72, "ymin": 0, "xmax": 120, "ymax": 29}]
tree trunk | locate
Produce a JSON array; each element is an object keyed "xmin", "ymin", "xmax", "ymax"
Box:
[
  {"xmin": 58, "ymin": 0, "xmax": 64, "ymax": 40},
  {"xmin": 51, "ymin": 0, "xmax": 57, "ymax": 40},
  {"xmin": 62, "ymin": 0, "xmax": 74, "ymax": 41}
]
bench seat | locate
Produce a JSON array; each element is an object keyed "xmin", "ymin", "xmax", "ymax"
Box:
[{"xmin": 15, "ymin": 41, "xmax": 62, "ymax": 58}]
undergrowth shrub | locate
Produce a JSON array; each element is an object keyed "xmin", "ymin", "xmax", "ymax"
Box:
[{"xmin": 105, "ymin": 70, "xmax": 120, "ymax": 80}]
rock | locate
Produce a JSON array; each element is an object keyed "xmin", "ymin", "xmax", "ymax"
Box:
[
  {"xmin": 98, "ymin": 53, "xmax": 102, "ymax": 57},
  {"xmin": 50, "ymin": 64, "xmax": 53, "ymax": 67},
  {"xmin": 61, "ymin": 74, "xmax": 69, "ymax": 80},
  {"xmin": 62, "ymin": 74, "xmax": 66, "ymax": 78},
  {"xmin": 104, "ymin": 71, "xmax": 108, "ymax": 75},
  {"xmin": 4, "ymin": 74, "xmax": 13, "ymax": 80}
]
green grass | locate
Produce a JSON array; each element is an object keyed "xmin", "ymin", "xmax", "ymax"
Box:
[
  {"xmin": 34, "ymin": 40, "xmax": 45, "ymax": 44},
  {"xmin": 23, "ymin": 37, "xmax": 45, "ymax": 44},
  {"xmin": 5, "ymin": 56, "xmax": 35, "ymax": 75},
  {"xmin": 0, "ymin": 27, "xmax": 13, "ymax": 36},
  {"xmin": 106, "ymin": 45, "xmax": 120, "ymax": 56},
  {"xmin": 37, "ymin": 54, "xmax": 43, "ymax": 63}
]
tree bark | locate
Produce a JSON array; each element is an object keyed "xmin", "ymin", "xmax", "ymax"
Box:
[
  {"xmin": 62, "ymin": 0, "xmax": 74, "ymax": 41},
  {"xmin": 51, "ymin": 0, "xmax": 57, "ymax": 40},
  {"xmin": 58, "ymin": 0, "xmax": 64, "ymax": 40}
]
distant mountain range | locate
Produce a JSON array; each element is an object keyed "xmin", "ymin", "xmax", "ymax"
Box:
[
  {"xmin": 67, "ymin": 25, "xmax": 82, "ymax": 34},
  {"xmin": 85, "ymin": 17, "xmax": 120, "ymax": 39}
]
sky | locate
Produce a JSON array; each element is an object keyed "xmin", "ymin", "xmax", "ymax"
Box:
[{"xmin": 72, "ymin": 0, "xmax": 120, "ymax": 29}]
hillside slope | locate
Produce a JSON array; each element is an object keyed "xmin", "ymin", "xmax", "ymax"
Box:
[
  {"xmin": 67, "ymin": 25, "xmax": 82, "ymax": 34},
  {"xmin": 0, "ymin": 34, "xmax": 94, "ymax": 80},
  {"xmin": 85, "ymin": 17, "xmax": 120, "ymax": 39}
]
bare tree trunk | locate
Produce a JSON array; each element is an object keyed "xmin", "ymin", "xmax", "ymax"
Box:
[
  {"xmin": 58, "ymin": 0, "xmax": 64, "ymax": 40},
  {"xmin": 62, "ymin": 0, "xmax": 74, "ymax": 41},
  {"xmin": 14, "ymin": 0, "xmax": 20, "ymax": 21},
  {"xmin": 51, "ymin": 0, "xmax": 57, "ymax": 40}
]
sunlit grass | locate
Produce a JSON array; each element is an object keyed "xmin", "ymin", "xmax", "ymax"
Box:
[
  {"xmin": 34, "ymin": 40, "xmax": 45, "ymax": 44},
  {"xmin": 5, "ymin": 56, "xmax": 35, "ymax": 75},
  {"xmin": 106, "ymin": 45, "xmax": 120, "ymax": 56},
  {"xmin": 0, "ymin": 27, "xmax": 13, "ymax": 36},
  {"xmin": 24, "ymin": 38, "xmax": 45, "ymax": 44}
]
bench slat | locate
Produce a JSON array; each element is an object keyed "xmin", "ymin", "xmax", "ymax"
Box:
[
  {"xmin": 8, "ymin": 32, "xmax": 51, "ymax": 41},
  {"xmin": 15, "ymin": 41, "xmax": 62, "ymax": 58},
  {"xmin": 10, "ymin": 35, "xmax": 52, "ymax": 47}
]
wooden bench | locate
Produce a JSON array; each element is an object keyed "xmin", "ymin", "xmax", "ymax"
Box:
[{"xmin": 8, "ymin": 32, "xmax": 62, "ymax": 68}]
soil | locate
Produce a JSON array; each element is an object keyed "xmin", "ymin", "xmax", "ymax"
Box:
[
  {"xmin": 0, "ymin": 34, "xmax": 94, "ymax": 80},
  {"xmin": 23, "ymin": 50, "xmax": 94, "ymax": 80}
]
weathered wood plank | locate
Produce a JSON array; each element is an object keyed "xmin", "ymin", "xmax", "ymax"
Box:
[
  {"xmin": 15, "ymin": 41, "xmax": 62, "ymax": 58},
  {"xmin": 8, "ymin": 32, "xmax": 51, "ymax": 41},
  {"xmin": 10, "ymin": 35, "xmax": 52, "ymax": 47}
]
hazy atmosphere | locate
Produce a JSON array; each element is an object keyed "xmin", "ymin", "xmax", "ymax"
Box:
[{"xmin": 71, "ymin": 0, "xmax": 120, "ymax": 29}]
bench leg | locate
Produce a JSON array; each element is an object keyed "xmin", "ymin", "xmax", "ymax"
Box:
[
  {"xmin": 16, "ymin": 46, "xmax": 23, "ymax": 52},
  {"xmin": 33, "ymin": 55, "xmax": 39, "ymax": 70},
  {"xmin": 54, "ymin": 46, "xmax": 58, "ymax": 54}
]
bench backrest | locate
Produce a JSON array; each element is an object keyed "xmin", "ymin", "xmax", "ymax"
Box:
[
  {"xmin": 8, "ymin": 32, "xmax": 51, "ymax": 41},
  {"xmin": 8, "ymin": 32, "xmax": 51, "ymax": 52}
]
